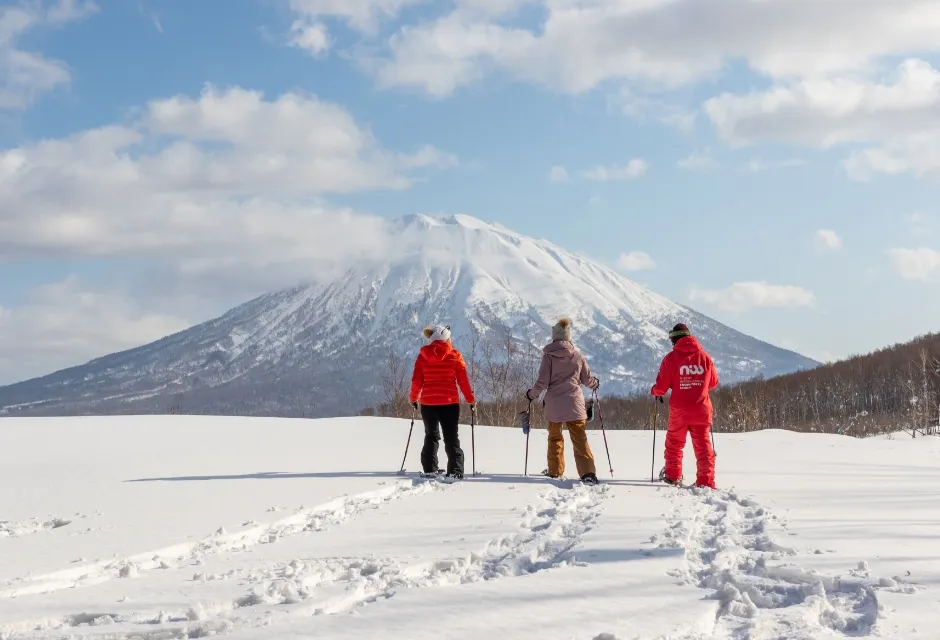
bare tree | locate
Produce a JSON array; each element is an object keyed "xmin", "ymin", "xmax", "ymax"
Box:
[{"xmin": 380, "ymin": 349, "xmax": 411, "ymax": 418}]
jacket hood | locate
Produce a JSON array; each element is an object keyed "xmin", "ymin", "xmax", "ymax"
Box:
[
  {"xmin": 543, "ymin": 340, "xmax": 576, "ymax": 357},
  {"xmin": 422, "ymin": 340, "xmax": 455, "ymax": 361},
  {"xmin": 673, "ymin": 335, "xmax": 703, "ymax": 354}
]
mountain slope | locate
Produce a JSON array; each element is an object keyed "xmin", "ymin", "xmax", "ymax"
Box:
[{"xmin": 0, "ymin": 214, "xmax": 818, "ymax": 417}]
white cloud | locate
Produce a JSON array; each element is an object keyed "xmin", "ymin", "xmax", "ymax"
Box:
[
  {"xmin": 582, "ymin": 159, "xmax": 648, "ymax": 181},
  {"xmin": 290, "ymin": 20, "xmax": 330, "ymax": 55},
  {"xmin": 887, "ymin": 247, "xmax": 940, "ymax": 280},
  {"xmin": 288, "ymin": 0, "xmax": 432, "ymax": 34},
  {"xmin": 618, "ymin": 251, "xmax": 656, "ymax": 271},
  {"xmin": 0, "ymin": 84, "xmax": 454, "ymax": 262},
  {"xmin": 549, "ymin": 165, "xmax": 568, "ymax": 182},
  {"xmin": 677, "ymin": 151, "xmax": 719, "ymax": 172},
  {"xmin": 0, "ymin": 276, "xmax": 194, "ymax": 385},
  {"xmin": 0, "ymin": 0, "xmax": 98, "ymax": 109},
  {"xmin": 706, "ymin": 58, "xmax": 940, "ymax": 181},
  {"xmin": 815, "ymin": 229, "xmax": 843, "ymax": 249},
  {"xmin": 688, "ymin": 281, "xmax": 815, "ymax": 313},
  {"xmin": 355, "ymin": 1, "xmax": 940, "ymax": 97}
]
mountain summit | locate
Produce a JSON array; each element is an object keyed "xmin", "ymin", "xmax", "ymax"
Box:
[{"xmin": 0, "ymin": 214, "xmax": 817, "ymax": 417}]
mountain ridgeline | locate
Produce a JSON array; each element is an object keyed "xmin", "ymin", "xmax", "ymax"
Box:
[{"xmin": 0, "ymin": 214, "xmax": 818, "ymax": 418}]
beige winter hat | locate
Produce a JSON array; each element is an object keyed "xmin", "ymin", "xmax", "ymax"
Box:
[{"xmin": 552, "ymin": 318, "xmax": 572, "ymax": 342}]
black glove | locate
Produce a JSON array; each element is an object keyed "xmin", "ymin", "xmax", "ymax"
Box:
[
  {"xmin": 411, "ymin": 401, "xmax": 419, "ymax": 410},
  {"xmin": 656, "ymin": 396, "xmax": 664, "ymax": 404}
]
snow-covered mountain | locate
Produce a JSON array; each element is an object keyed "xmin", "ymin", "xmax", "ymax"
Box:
[{"xmin": 0, "ymin": 214, "xmax": 818, "ymax": 418}]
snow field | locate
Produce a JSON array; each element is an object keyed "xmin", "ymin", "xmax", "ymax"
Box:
[{"xmin": 1, "ymin": 416, "xmax": 938, "ymax": 639}]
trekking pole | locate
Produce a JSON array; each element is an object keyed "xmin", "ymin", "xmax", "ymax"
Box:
[
  {"xmin": 594, "ymin": 389, "xmax": 614, "ymax": 477},
  {"xmin": 523, "ymin": 400, "xmax": 532, "ymax": 476},
  {"xmin": 471, "ymin": 405, "xmax": 477, "ymax": 476},
  {"xmin": 650, "ymin": 400, "xmax": 659, "ymax": 482},
  {"xmin": 399, "ymin": 406, "xmax": 416, "ymax": 474}
]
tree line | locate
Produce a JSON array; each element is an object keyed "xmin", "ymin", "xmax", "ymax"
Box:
[{"xmin": 370, "ymin": 328, "xmax": 940, "ymax": 439}]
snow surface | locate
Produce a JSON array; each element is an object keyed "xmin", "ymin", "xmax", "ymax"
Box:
[{"xmin": 2, "ymin": 416, "xmax": 937, "ymax": 639}]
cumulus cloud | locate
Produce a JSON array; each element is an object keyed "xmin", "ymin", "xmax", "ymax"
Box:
[
  {"xmin": 887, "ymin": 247, "xmax": 940, "ymax": 280},
  {"xmin": 815, "ymin": 229, "xmax": 843, "ymax": 250},
  {"xmin": 355, "ymin": 0, "xmax": 940, "ymax": 97},
  {"xmin": 582, "ymin": 159, "xmax": 648, "ymax": 181},
  {"xmin": 688, "ymin": 281, "xmax": 815, "ymax": 313},
  {"xmin": 0, "ymin": 0, "xmax": 98, "ymax": 109},
  {"xmin": 617, "ymin": 251, "xmax": 656, "ymax": 271},
  {"xmin": 706, "ymin": 58, "xmax": 940, "ymax": 180},
  {"xmin": 0, "ymin": 84, "xmax": 454, "ymax": 261},
  {"xmin": 288, "ymin": 1, "xmax": 940, "ymax": 183},
  {"xmin": 290, "ymin": 20, "xmax": 331, "ymax": 55}
]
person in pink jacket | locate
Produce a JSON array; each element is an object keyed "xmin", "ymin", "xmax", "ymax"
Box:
[{"xmin": 525, "ymin": 318, "xmax": 600, "ymax": 484}]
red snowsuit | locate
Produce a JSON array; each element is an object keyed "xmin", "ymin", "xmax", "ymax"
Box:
[{"xmin": 651, "ymin": 336, "xmax": 719, "ymax": 488}]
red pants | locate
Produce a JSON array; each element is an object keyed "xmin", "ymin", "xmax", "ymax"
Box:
[{"xmin": 664, "ymin": 420, "xmax": 715, "ymax": 488}]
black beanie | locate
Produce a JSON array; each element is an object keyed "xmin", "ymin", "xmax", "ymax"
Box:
[{"xmin": 669, "ymin": 323, "xmax": 691, "ymax": 341}]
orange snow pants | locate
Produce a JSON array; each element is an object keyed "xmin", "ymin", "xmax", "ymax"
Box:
[
  {"xmin": 547, "ymin": 420, "xmax": 596, "ymax": 478},
  {"xmin": 664, "ymin": 418, "xmax": 715, "ymax": 488}
]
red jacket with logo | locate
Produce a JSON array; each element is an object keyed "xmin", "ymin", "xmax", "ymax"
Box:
[
  {"xmin": 410, "ymin": 340, "xmax": 476, "ymax": 406},
  {"xmin": 651, "ymin": 336, "xmax": 719, "ymax": 424}
]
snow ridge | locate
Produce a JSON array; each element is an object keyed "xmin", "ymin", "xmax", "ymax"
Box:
[
  {"xmin": 0, "ymin": 516, "xmax": 73, "ymax": 539},
  {"xmin": 654, "ymin": 487, "xmax": 919, "ymax": 639}
]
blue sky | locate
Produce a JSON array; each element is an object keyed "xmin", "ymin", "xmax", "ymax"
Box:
[{"xmin": 1, "ymin": 0, "xmax": 940, "ymax": 384}]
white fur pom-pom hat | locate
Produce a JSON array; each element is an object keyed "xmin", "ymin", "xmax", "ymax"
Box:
[
  {"xmin": 423, "ymin": 325, "xmax": 452, "ymax": 342},
  {"xmin": 552, "ymin": 317, "xmax": 572, "ymax": 342}
]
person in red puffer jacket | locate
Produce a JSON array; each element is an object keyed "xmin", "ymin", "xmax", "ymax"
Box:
[
  {"xmin": 651, "ymin": 323, "xmax": 720, "ymax": 489},
  {"xmin": 409, "ymin": 325, "xmax": 476, "ymax": 479}
]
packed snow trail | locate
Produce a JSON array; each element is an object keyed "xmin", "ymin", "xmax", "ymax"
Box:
[
  {"xmin": 653, "ymin": 485, "xmax": 919, "ymax": 639},
  {"xmin": 0, "ymin": 483, "xmax": 608, "ymax": 639},
  {"xmin": 0, "ymin": 478, "xmax": 452, "ymax": 600}
]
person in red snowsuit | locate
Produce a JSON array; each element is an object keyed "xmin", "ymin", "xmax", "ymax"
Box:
[{"xmin": 651, "ymin": 323, "xmax": 719, "ymax": 489}]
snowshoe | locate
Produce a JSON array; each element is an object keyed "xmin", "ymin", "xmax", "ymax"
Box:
[
  {"xmin": 541, "ymin": 468, "xmax": 565, "ymax": 480},
  {"xmin": 419, "ymin": 469, "xmax": 445, "ymax": 478},
  {"xmin": 658, "ymin": 467, "xmax": 683, "ymax": 486},
  {"xmin": 580, "ymin": 473, "xmax": 599, "ymax": 486}
]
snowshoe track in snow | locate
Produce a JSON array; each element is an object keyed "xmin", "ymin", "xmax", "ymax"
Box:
[
  {"xmin": 654, "ymin": 486, "xmax": 918, "ymax": 639},
  {"xmin": 0, "ymin": 478, "xmax": 451, "ymax": 600},
  {"xmin": 2, "ymin": 483, "xmax": 608, "ymax": 639}
]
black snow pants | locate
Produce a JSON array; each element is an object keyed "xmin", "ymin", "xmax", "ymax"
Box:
[{"xmin": 420, "ymin": 403, "xmax": 464, "ymax": 475}]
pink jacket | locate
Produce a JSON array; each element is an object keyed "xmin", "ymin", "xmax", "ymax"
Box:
[{"xmin": 528, "ymin": 341, "xmax": 598, "ymax": 424}]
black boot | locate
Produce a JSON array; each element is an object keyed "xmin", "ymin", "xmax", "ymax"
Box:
[{"xmin": 580, "ymin": 472, "xmax": 599, "ymax": 486}]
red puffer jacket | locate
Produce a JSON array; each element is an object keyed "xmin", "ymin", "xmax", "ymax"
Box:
[
  {"xmin": 651, "ymin": 336, "xmax": 719, "ymax": 424},
  {"xmin": 410, "ymin": 340, "xmax": 476, "ymax": 406}
]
